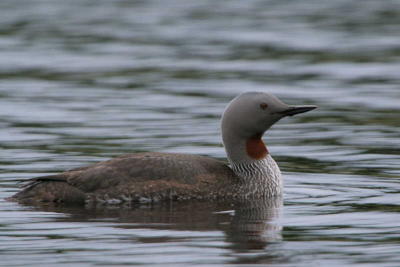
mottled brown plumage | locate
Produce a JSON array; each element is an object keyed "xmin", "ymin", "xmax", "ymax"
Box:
[{"xmin": 13, "ymin": 152, "xmax": 240, "ymax": 205}]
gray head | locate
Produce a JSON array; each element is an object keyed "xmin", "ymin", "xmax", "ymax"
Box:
[{"xmin": 221, "ymin": 92, "xmax": 316, "ymax": 163}]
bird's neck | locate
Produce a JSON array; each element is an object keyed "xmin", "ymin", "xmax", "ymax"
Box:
[
  {"xmin": 245, "ymin": 133, "xmax": 269, "ymax": 160},
  {"xmin": 223, "ymin": 133, "xmax": 283, "ymax": 196},
  {"xmin": 223, "ymin": 133, "xmax": 269, "ymax": 165}
]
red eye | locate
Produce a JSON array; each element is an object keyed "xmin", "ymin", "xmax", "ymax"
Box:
[{"xmin": 260, "ymin": 103, "xmax": 268, "ymax": 110}]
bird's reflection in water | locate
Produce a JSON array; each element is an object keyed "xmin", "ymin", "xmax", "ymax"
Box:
[
  {"xmin": 28, "ymin": 197, "xmax": 282, "ymax": 254},
  {"xmin": 226, "ymin": 197, "xmax": 282, "ymax": 251}
]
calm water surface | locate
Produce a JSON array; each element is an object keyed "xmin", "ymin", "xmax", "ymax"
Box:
[{"xmin": 1, "ymin": 0, "xmax": 400, "ymax": 266}]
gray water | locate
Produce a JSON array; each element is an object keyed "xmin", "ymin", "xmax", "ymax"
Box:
[{"xmin": 1, "ymin": 0, "xmax": 400, "ymax": 266}]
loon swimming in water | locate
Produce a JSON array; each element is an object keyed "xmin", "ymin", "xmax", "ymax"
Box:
[{"xmin": 10, "ymin": 92, "xmax": 316, "ymax": 205}]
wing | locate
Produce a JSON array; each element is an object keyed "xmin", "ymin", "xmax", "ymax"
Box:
[
  {"xmin": 12, "ymin": 152, "xmax": 237, "ymax": 204},
  {"xmin": 63, "ymin": 152, "xmax": 233, "ymax": 189}
]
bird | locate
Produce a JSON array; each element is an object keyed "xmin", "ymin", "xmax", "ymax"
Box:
[{"xmin": 10, "ymin": 92, "xmax": 316, "ymax": 205}]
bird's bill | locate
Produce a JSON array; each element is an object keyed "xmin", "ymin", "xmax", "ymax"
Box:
[{"xmin": 278, "ymin": 105, "xmax": 317, "ymax": 116}]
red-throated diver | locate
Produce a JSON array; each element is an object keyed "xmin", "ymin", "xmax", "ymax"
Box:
[{"xmin": 10, "ymin": 92, "xmax": 316, "ymax": 205}]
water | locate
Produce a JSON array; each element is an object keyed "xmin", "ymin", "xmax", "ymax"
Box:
[{"xmin": 1, "ymin": 0, "xmax": 400, "ymax": 266}]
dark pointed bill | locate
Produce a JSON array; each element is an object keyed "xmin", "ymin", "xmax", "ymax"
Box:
[{"xmin": 278, "ymin": 105, "xmax": 317, "ymax": 116}]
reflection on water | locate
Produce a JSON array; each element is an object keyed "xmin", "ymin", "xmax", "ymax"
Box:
[
  {"xmin": 1, "ymin": 0, "xmax": 400, "ymax": 266},
  {"xmin": 58, "ymin": 198, "xmax": 282, "ymax": 251},
  {"xmin": 2, "ymin": 198, "xmax": 283, "ymax": 266}
]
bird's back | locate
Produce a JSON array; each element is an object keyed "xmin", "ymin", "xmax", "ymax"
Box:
[{"xmin": 11, "ymin": 152, "xmax": 239, "ymax": 205}]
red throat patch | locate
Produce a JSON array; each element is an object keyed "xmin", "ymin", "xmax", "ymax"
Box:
[{"xmin": 246, "ymin": 134, "xmax": 268, "ymax": 159}]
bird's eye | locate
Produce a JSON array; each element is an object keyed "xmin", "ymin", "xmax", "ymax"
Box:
[{"xmin": 260, "ymin": 103, "xmax": 268, "ymax": 110}]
